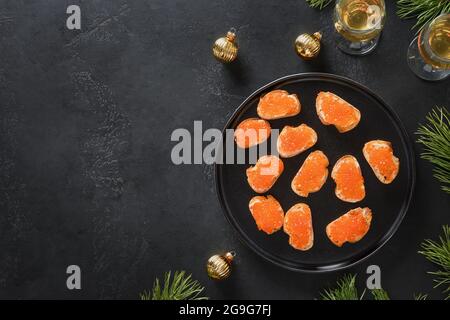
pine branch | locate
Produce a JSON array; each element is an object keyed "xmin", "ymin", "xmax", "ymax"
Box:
[
  {"xmin": 414, "ymin": 293, "xmax": 428, "ymax": 300},
  {"xmin": 416, "ymin": 107, "xmax": 450, "ymax": 194},
  {"xmin": 320, "ymin": 274, "xmax": 364, "ymax": 300},
  {"xmin": 419, "ymin": 225, "xmax": 450, "ymax": 299},
  {"xmin": 306, "ymin": 0, "xmax": 334, "ymax": 10},
  {"xmin": 397, "ymin": 0, "xmax": 450, "ymax": 31},
  {"xmin": 140, "ymin": 271, "xmax": 208, "ymax": 300},
  {"xmin": 371, "ymin": 288, "xmax": 390, "ymax": 300}
]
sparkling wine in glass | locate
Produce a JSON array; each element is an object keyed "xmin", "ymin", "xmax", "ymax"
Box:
[
  {"xmin": 334, "ymin": 0, "xmax": 386, "ymax": 55},
  {"xmin": 407, "ymin": 13, "xmax": 450, "ymax": 81}
]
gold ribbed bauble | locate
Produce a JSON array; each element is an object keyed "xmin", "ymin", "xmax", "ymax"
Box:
[
  {"xmin": 212, "ymin": 30, "xmax": 238, "ymax": 63},
  {"xmin": 206, "ymin": 251, "xmax": 235, "ymax": 280},
  {"xmin": 294, "ymin": 31, "xmax": 322, "ymax": 60}
]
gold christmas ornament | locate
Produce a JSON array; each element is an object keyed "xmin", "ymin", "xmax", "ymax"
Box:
[
  {"xmin": 206, "ymin": 251, "xmax": 235, "ymax": 280},
  {"xmin": 212, "ymin": 29, "xmax": 238, "ymax": 63},
  {"xmin": 294, "ymin": 31, "xmax": 322, "ymax": 60}
]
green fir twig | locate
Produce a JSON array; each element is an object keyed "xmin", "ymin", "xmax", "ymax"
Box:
[
  {"xmin": 371, "ymin": 288, "xmax": 390, "ymax": 300},
  {"xmin": 419, "ymin": 225, "xmax": 450, "ymax": 299},
  {"xmin": 306, "ymin": 0, "xmax": 334, "ymax": 10},
  {"xmin": 416, "ymin": 107, "xmax": 450, "ymax": 194},
  {"xmin": 397, "ymin": 0, "xmax": 450, "ymax": 31},
  {"xmin": 140, "ymin": 271, "xmax": 208, "ymax": 300},
  {"xmin": 320, "ymin": 274, "xmax": 364, "ymax": 300},
  {"xmin": 414, "ymin": 293, "xmax": 428, "ymax": 300}
]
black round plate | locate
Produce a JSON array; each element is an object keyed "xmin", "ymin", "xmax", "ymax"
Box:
[{"xmin": 215, "ymin": 73, "xmax": 415, "ymax": 272}]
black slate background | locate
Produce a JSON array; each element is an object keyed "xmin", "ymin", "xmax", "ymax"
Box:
[{"xmin": 0, "ymin": 0, "xmax": 449, "ymax": 299}]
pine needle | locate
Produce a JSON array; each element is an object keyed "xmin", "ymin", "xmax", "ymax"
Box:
[
  {"xmin": 397, "ymin": 0, "xmax": 450, "ymax": 31},
  {"xmin": 414, "ymin": 293, "xmax": 428, "ymax": 300},
  {"xmin": 139, "ymin": 290, "xmax": 152, "ymax": 300},
  {"xmin": 371, "ymin": 288, "xmax": 390, "ymax": 300},
  {"xmin": 416, "ymin": 107, "xmax": 450, "ymax": 194},
  {"xmin": 320, "ymin": 274, "xmax": 364, "ymax": 300},
  {"xmin": 419, "ymin": 225, "xmax": 450, "ymax": 300},
  {"xmin": 306, "ymin": 0, "xmax": 334, "ymax": 10},
  {"xmin": 140, "ymin": 271, "xmax": 208, "ymax": 300}
]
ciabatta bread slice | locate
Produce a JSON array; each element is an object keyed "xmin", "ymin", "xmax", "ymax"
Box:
[
  {"xmin": 363, "ymin": 140, "xmax": 399, "ymax": 184},
  {"xmin": 316, "ymin": 91, "xmax": 361, "ymax": 133}
]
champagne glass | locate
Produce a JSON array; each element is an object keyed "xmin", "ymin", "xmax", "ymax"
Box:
[
  {"xmin": 334, "ymin": 0, "xmax": 386, "ymax": 55},
  {"xmin": 407, "ymin": 13, "xmax": 450, "ymax": 81}
]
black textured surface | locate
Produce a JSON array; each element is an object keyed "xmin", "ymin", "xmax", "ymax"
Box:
[
  {"xmin": 0, "ymin": 0, "xmax": 448, "ymax": 299},
  {"xmin": 217, "ymin": 73, "xmax": 415, "ymax": 272}
]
